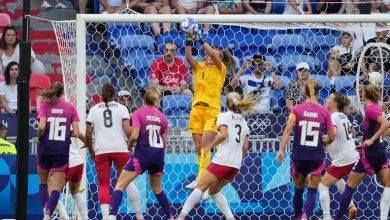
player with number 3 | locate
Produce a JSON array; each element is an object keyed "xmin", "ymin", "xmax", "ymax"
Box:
[
  {"xmin": 36, "ymin": 82, "xmax": 81, "ymax": 219},
  {"xmin": 86, "ymin": 83, "xmax": 143, "ymax": 220},
  {"xmin": 108, "ymin": 88, "xmax": 173, "ymax": 220},
  {"xmin": 178, "ymin": 92, "xmax": 256, "ymax": 220},
  {"xmin": 277, "ymin": 78, "xmax": 336, "ymax": 220}
]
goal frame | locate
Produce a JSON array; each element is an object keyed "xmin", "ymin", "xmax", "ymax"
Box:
[
  {"xmin": 75, "ymin": 13, "xmax": 390, "ymax": 217},
  {"xmin": 76, "ymin": 13, "xmax": 390, "ymax": 125}
]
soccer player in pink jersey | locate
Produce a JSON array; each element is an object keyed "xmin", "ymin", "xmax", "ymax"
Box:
[
  {"xmin": 277, "ymin": 78, "xmax": 336, "ymax": 220},
  {"xmin": 177, "ymin": 92, "xmax": 256, "ymax": 220},
  {"xmin": 35, "ymin": 82, "xmax": 82, "ymax": 220},
  {"xmin": 335, "ymin": 84, "xmax": 390, "ymax": 220},
  {"xmin": 86, "ymin": 84, "xmax": 143, "ymax": 219},
  {"xmin": 319, "ymin": 92, "xmax": 359, "ymax": 220},
  {"xmin": 108, "ymin": 88, "xmax": 173, "ymax": 220}
]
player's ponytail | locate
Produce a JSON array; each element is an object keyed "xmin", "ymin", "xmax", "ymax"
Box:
[
  {"xmin": 37, "ymin": 81, "xmax": 64, "ymax": 103},
  {"xmin": 220, "ymin": 50, "xmax": 236, "ymax": 71},
  {"xmin": 144, "ymin": 87, "xmax": 160, "ymax": 107},
  {"xmin": 363, "ymin": 84, "xmax": 381, "ymax": 103},
  {"xmin": 101, "ymin": 83, "xmax": 115, "ymax": 109},
  {"xmin": 305, "ymin": 78, "xmax": 319, "ymax": 103},
  {"xmin": 226, "ymin": 92, "xmax": 257, "ymax": 115},
  {"xmin": 333, "ymin": 92, "xmax": 351, "ymax": 112}
]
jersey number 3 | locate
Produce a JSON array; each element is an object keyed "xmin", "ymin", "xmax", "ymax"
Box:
[
  {"xmin": 47, "ymin": 117, "xmax": 67, "ymax": 141},
  {"xmin": 146, "ymin": 125, "xmax": 164, "ymax": 148},
  {"xmin": 299, "ymin": 120, "xmax": 320, "ymax": 147}
]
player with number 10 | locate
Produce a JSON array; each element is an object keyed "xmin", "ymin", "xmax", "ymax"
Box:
[
  {"xmin": 277, "ymin": 78, "xmax": 336, "ymax": 220},
  {"xmin": 36, "ymin": 82, "xmax": 82, "ymax": 219},
  {"xmin": 108, "ymin": 88, "xmax": 173, "ymax": 220},
  {"xmin": 85, "ymin": 84, "xmax": 143, "ymax": 219}
]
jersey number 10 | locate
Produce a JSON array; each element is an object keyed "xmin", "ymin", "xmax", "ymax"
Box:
[{"xmin": 146, "ymin": 125, "xmax": 164, "ymax": 148}]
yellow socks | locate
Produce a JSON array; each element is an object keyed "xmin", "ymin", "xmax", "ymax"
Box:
[{"xmin": 198, "ymin": 149, "xmax": 211, "ymax": 179}]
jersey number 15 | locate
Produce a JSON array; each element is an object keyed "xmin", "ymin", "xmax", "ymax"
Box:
[{"xmin": 299, "ymin": 120, "xmax": 320, "ymax": 147}]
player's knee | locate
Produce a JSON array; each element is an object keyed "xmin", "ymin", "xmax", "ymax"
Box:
[
  {"xmin": 208, "ymin": 185, "xmax": 220, "ymax": 196},
  {"xmin": 151, "ymin": 185, "xmax": 162, "ymax": 195}
]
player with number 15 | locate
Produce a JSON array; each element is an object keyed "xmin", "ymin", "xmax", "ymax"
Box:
[{"xmin": 277, "ymin": 78, "xmax": 336, "ymax": 220}]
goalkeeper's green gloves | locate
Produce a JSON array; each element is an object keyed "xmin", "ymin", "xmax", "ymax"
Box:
[
  {"xmin": 195, "ymin": 29, "xmax": 205, "ymax": 45},
  {"xmin": 185, "ymin": 34, "xmax": 193, "ymax": 47}
]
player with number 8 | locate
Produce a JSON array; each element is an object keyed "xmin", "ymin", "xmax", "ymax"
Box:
[
  {"xmin": 108, "ymin": 88, "xmax": 173, "ymax": 220},
  {"xmin": 36, "ymin": 82, "xmax": 82, "ymax": 219},
  {"xmin": 85, "ymin": 83, "xmax": 143, "ymax": 220},
  {"xmin": 277, "ymin": 78, "xmax": 336, "ymax": 220}
]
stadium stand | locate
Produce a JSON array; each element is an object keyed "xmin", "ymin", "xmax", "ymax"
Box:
[{"xmin": 29, "ymin": 74, "xmax": 52, "ymax": 109}]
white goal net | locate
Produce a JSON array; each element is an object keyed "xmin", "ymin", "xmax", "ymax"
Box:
[{"xmin": 47, "ymin": 14, "xmax": 390, "ymax": 219}]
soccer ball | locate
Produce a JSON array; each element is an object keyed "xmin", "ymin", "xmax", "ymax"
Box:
[
  {"xmin": 180, "ymin": 18, "xmax": 199, "ymax": 35},
  {"xmin": 368, "ymin": 71, "xmax": 383, "ymax": 85}
]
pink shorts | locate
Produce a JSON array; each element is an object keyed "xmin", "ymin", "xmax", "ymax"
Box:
[
  {"xmin": 326, "ymin": 162, "xmax": 355, "ymax": 179},
  {"xmin": 65, "ymin": 164, "xmax": 84, "ymax": 182},
  {"xmin": 207, "ymin": 162, "xmax": 239, "ymax": 181}
]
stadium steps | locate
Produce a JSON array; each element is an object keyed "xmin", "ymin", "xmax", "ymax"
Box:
[{"xmin": 1, "ymin": 0, "xmax": 77, "ymax": 75}]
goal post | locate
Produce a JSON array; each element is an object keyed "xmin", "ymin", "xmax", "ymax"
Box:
[{"xmin": 68, "ymin": 13, "xmax": 390, "ymax": 219}]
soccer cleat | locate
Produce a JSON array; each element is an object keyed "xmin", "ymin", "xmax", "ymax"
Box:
[
  {"xmin": 41, "ymin": 1, "xmax": 52, "ymax": 9},
  {"xmin": 185, "ymin": 180, "xmax": 199, "ymax": 189},
  {"xmin": 54, "ymin": 2, "xmax": 67, "ymax": 9},
  {"xmin": 202, "ymin": 189, "xmax": 210, "ymax": 201},
  {"xmin": 348, "ymin": 204, "xmax": 357, "ymax": 219}
]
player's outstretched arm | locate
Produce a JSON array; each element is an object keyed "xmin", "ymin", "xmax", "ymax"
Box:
[
  {"xmin": 123, "ymin": 119, "xmax": 132, "ymax": 141},
  {"xmin": 362, "ymin": 115, "xmax": 390, "ymax": 147},
  {"xmin": 185, "ymin": 35, "xmax": 198, "ymax": 71},
  {"xmin": 242, "ymin": 136, "xmax": 249, "ymax": 158},
  {"xmin": 37, "ymin": 117, "xmax": 47, "ymax": 140},
  {"xmin": 128, "ymin": 128, "xmax": 140, "ymax": 151},
  {"xmin": 277, "ymin": 117, "xmax": 295, "ymax": 164},
  {"xmin": 202, "ymin": 41, "xmax": 223, "ymax": 71},
  {"xmin": 205, "ymin": 126, "xmax": 228, "ymax": 153},
  {"xmin": 71, "ymin": 122, "xmax": 86, "ymax": 144},
  {"xmin": 323, "ymin": 127, "xmax": 336, "ymax": 146}
]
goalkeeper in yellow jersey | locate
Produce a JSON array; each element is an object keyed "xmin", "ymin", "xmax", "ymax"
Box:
[{"xmin": 184, "ymin": 25, "xmax": 236, "ymax": 197}]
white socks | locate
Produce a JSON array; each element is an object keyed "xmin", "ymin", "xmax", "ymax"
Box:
[
  {"xmin": 127, "ymin": 182, "xmax": 144, "ymax": 219},
  {"xmin": 318, "ymin": 183, "xmax": 331, "ymax": 220},
  {"xmin": 179, "ymin": 188, "xmax": 203, "ymax": 217},
  {"xmin": 73, "ymin": 192, "xmax": 88, "ymax": 220},
  {"xmin": 380, "ymin": 187, "xmax": 390, "ymax": 220},
  {"xmin": 101, "ymin": 204, "xmax": 110, "ymax": 219},
  {"xmin": 211, "ymin": 192, "xmax": 234, "ymax": 220},
  {"xmin": 56, "ymin": 200, "xmax": 70, "ymax": 220}
]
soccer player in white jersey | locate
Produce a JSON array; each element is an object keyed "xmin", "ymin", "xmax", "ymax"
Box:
[
  {"xmin": 319, "ymin": 92, "xmax": 359, "ymax": 220},
  {"xmin": 177, "ymin": 92, "xmax": 256, "ymax": 220},
  {"xmin": 85, "ymin": 83, "xmax": 143, "ymax": 220}
]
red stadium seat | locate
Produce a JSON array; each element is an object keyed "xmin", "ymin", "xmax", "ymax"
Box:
[
  {"xmin": 91, "ymin": 95, "xmax": 101, "ymax": 105},
  {"xmin": 30, "ymin": 74, "xmax": 52, "ymax": 110},
  {"xmin": 0, "ymin": 13, "xmax": 11, "ymax": 29}
]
